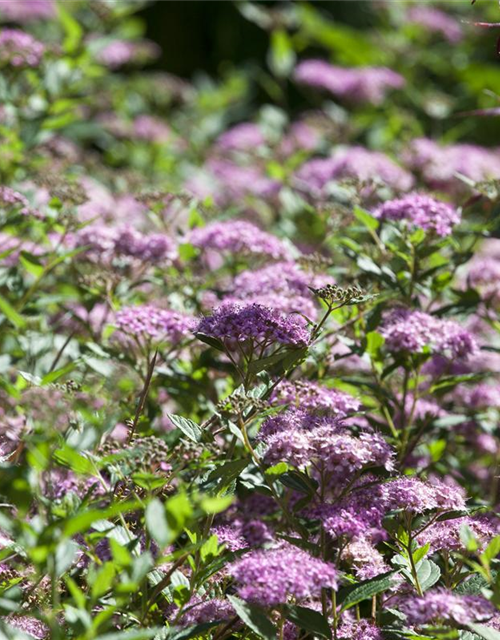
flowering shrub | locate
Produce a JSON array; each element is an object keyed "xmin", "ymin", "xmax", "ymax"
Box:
[{"xmin": 1, "ymin": 2, "xmax": 500, "ymax": 640}]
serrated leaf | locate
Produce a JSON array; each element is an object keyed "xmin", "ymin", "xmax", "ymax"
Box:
[
  {"xmin": 227, "ymin": 595, "xmax": 276, "ymax": 640},
  {"xmin": 207, "ymin": 459, "xmax": 249, "ymax": 486},
  {"xmin": 168, "ymin": 414, "xmax": 202, "ymax": 443},
  {"xmin": 417, "ymin": 559, "xmax": 440, "ymax": 591},
  {"xmin": 339, "ymin": 571, "xmax": 396, "ymax": 611}
]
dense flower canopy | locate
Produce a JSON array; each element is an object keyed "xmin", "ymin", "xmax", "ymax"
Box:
[{"xmin": 1, "ymin": 1, "xmax": 500, "ymax": 639}]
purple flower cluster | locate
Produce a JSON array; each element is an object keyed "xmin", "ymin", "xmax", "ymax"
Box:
[
  {"xmin": 0, "ymin": 0, "xmax": 54, "ymax": 22},
  {"xmin": 73, "ymin": 224, "xmax": 176, "ymax": 264},
  {"xmin": 382, "ymin": 476, "xmax": 466, "ymax": 513},
  {"xmin": 189, "ymin": 221, "xmax": 290, "ymax": 261},
  {"xmin": 188, "ymin": 159, "xmax": 281, "ymax": 206},
  {"xmin": 96, "ymin": 39, "xmax": 160, "ymax": 69},
  {"xmin": 261, "ymin": 410, "xmax": 394, "ymax": 478},
  {"xmin": 380, "ymin": 308, "xmax": 478, "ymax": 358},
  {"xmin": 196, "ymin": 303, "xmax": 310, "ymax": 348},
  {"xmin": 229, "ymin": 545, "xmax": 337, "ymax": 606},
  {"xmin": 5, "ymin": 616, "xmax": 49, "ymax": 639},
  {"xmin": 338, "ymin": 618, "xmax": 383, "ymax": 640},
  {"xmin": 417, "ymin": 515, "xmax": 495, "ymax": 553},
  {"xmin": 0, "ymin": 186, "xmax": 33, "ymax": 216},
  {"xmin": 406, "ymin": 6, "xmax": 463, "ymax": 43},
  {"xmin": 181, "ymin": 598, "xmax": 235, "ymax": 625},
  {"xmin": 404, "ymin": 138, "xmax": 500, "ymax": 191},
  {"xmin": 0, "ymin": 28, "xmax": 45, "ymax": 67},
  {"xmin": 373, "ymin": 193, "xmax": 460, "ymax": 236},
  {"xmin": 320, "ymin": 475, "xmax": 466, "ymax": 546},
  {"xmin": 133, "ymin": 115, "xmax": 170, "ymax": 143},
  {"xmin": 295, "ymin": 60, "xmax": 405, "ymax": 105},
  {"xmin": 296, "ymin": 146, "xmax": 414, "ymax": 193},
  {"xmin": 271, "ymin": 379, "xmax": 361, "ymax": 416},
  {"xmin": 115, "ymin": 305, "xmax": 194, "ymax": 344},
  {"xmin": 400, "ymin": 589, "xmax": 495, "ymax": 626},
  {"xmin": 216, "ymin": 122, "xmax": 266, "ymax": 152},
  {"xmin": 223, "ymin": 261, "xmax": 325, "ymax": 320}
]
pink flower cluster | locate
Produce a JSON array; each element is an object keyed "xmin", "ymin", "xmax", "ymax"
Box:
[
  {"xmin": 73, "ymin": 224, "xmax": 176, "ymax": 264},
  {"xmin": 229, "ymin": 545, "xmax": 337, "ymax": 606},
  {"xmin": 381, "ymin": 308, "xmax": 478, "ymax": 358},
  {"xmin": 189, "ymin": 220, "xmax": 291, "ymax": 261},
  {"xmin": 373, "ymin": 193, "xmax": 460, "ymax": 236},
  {"xmin": 115, "ymin": 305, "xmax": 194, "ymax": 344},
  {"xmin": 196, "ymin": 303, "xmax": 311, "ymax": 348},
  {"xmin": 0, "ymin": 28, "xmax": 44, "ymax": 67},
  {"xmin": 295, "ymin": 60, "xmax": 405, "ymax": 105}
]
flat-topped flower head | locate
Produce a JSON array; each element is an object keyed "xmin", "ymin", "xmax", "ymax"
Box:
[
  {"xmin": 406, "ymin": 6, "xmax": 463, "ymax": 43},
  {"xmin": 404, "ymin": 138, "xmax": 500, "ymax": 191},
  {"xmin": 294, "ymin": 60, "xmax": 405, "ymax": 105},
  {"xmin": 223, "ymin": 261, "xmax": 326, "ymax": 320},
  {"xmin": 229, "ymin": 545, "xmax": 337, "ymax": 606},
  {"xmin": 380, "ymin": 308, "xmax": 478, "ymax": 358},
  {"xmin": 216, "ymin": 122, "xmax": 266, "ymax": 152},
  {"xmin": 196, "ymin": 303, "xmax": 310, "ymax": 349},
  {"xmin": 373, "ymin": 193, "xmax": 460, "ymax": 236},
  {"xmin": 0, "ymin": 186, "xmax": 36, "ymax": 217},
  {"xmin": 0, "ymin": 29, "xmax": 45, "ymax": 67},
  {"xmin": 189, "ymin": 220, "xmax": 291, "ymax": 261},
  {"xmin": 271, "ymin": 379, "xmax": 361, "ymax": 417},
  {"xmin": 262, "ymin": 413, "xmax": 394, "ymax": 479},
  {"xmin": 0, "ymin": 0, "xmax": 54, "ymax": 22},
  {"xmin": 400, "ymin": 590, "xmax": 494, "ymax": 626},
  {"xmin": 115, "ymin": 305, "xmax": 194, "ymax": 345},
  {"xmin": 73, "ymin": 224, "xmax": 176, "ymax": 264},
  {"xmin": 296, "ymin": 146, "xmax": 413, "ymax": 193},
  {"xmin": 416, "ymin": 515, "xmax": 495, "ymax": 553},
  {"xmin": 382, "ymin": 477, "xmax": 466, "ymax": 513}
]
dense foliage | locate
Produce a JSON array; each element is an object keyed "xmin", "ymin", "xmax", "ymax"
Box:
[{"xmin": 2, "ymin": 1, "xmax": 500, "ymax": 639}]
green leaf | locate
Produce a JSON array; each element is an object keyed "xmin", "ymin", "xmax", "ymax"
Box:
[
  {"xmin": 417, "ymin": 559, "xmax": 441, "ymax": 591},
  {"xmin": 41, "ymin": 361, "xmax": 76, "ymax": 385},
  {"xmin": 284, "ymin": 605, "xmax": 331, "ymax": 639},
  {"xmin": 54, "ymin": 445, "xmax": 95, "ymax": 475},
  {"xmin": 268, "ymin": 29, "xmax": 296, "ymax": 77},
  {"xmin": 62, "ymin": 501, "xmax": 139, "ymax": 537},
  {"xmin": 353, "ymin": 206, "xmax": 379, "ymax": 231},
  {"xmin": 200, "ymin": 495, "xmax": 233, "ymax": 514},
  {"xmin": 168, "ymin": 414, "xmax": 202, "ymax": 443},
  {"xmin": 57, "ymin": 2, "xmax": 83, "ymax": 54},
  {"xmin": 248, "ymin": 351, "xmax": 289, "ymax": 374},
  {"xmin": 0, "ymin": 295, "xmax": 26, "ymax": 329},
  {"xmin": 338, "ymin": 571, "xmax": 396, "ymax": 611},
  {"xmin": 91, "ymin": 562, "xmax": 116, "ymax": 598},
  {"xmin": 19, "ymin": 251, "xmax": 44, "ymax": 278},
  {"xmin": 265, "ymin": 462, "xmax": 289, "ymax": 478},
  {"xmin": 145, "ymin": 498, "xmax": 171, "ymax": 548},
  {"xmin": 195, "ymin": 333, "xmax": 225, "ymax": 352},
  {"xmin": 207, "ymin": 459, "xmax": 249, "ymax": 486},
  {"xmin": 481, "ymin": 535, "xmax": 500, "ymax": 567},
  {"xmin": 279, "ymin": 470, "xmax": 317, "ymax": 495},
  {"xmin": 412, "ymin": 543, "xmax": 430, "ymax": 565},
  {"xmin": 200, "ymin": 534, "xmax": 219, "ymax": 563},
  {"xmin": 227, "ymin": 595, "xmax": 276, "ymax": 640},
  {"xmin": 467, "ymin": 624, "xmax": 500, "ymax": 640}
]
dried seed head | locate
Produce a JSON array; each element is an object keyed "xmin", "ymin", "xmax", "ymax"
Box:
[{"xmin": 310, "ymin": 283, "xmax": 365, "ymax": 305}]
